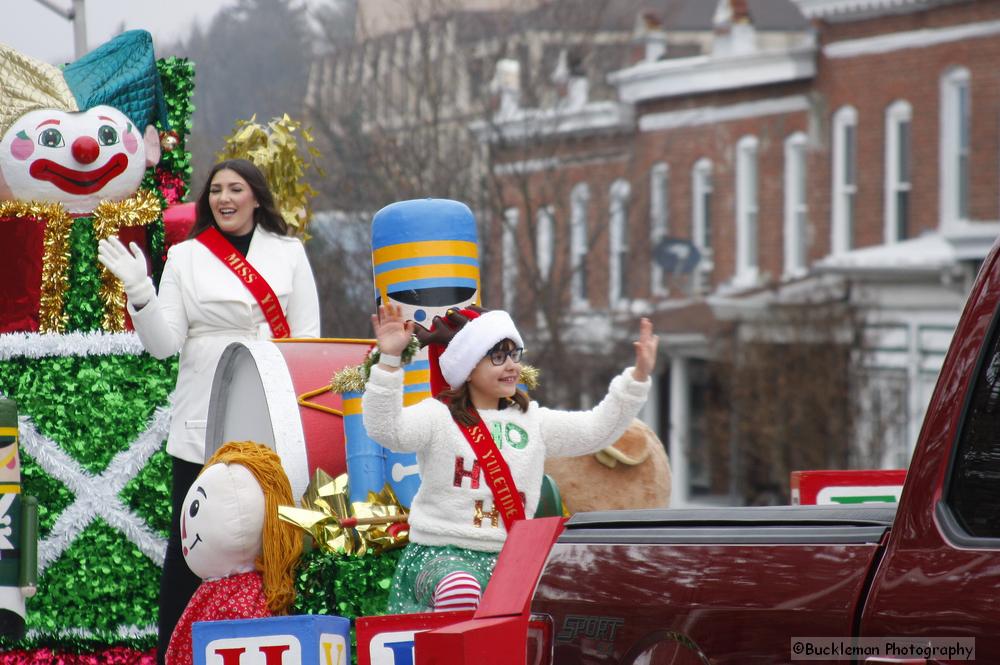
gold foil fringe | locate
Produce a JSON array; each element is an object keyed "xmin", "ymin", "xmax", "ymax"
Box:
[
  {"xmin": 0, "ymin": 199, "xmax": 72, "ymax": 333},
  {"xmin": 217, "ymin": 114, "xmax": 320, "ymax": 238},
  {"xmin": 92, "ymin": 189, "xmax": 162, "ymax": 332},
  {"xmin": 0, "ymin": 190, "xmax": 161, "ymax": 333}
]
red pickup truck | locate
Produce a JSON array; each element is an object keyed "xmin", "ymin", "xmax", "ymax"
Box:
[{"xmin": 525, "ymin": 245, "xmax": 1000, "ymax": 663}]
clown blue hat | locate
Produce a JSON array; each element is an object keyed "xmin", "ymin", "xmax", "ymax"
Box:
[{"xmin": 63, "ymin": 29, "xmax": 170, "ymax": 131}]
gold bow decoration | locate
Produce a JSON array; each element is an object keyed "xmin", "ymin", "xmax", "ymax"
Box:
[{"xmin": 278, "ymin": 468, "xmax": 409, "ymax": 556}]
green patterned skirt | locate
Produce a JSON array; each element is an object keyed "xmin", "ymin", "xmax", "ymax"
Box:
[{"xmin": 386, "ymin": 543, "xmax": 498, "ymax": 614}]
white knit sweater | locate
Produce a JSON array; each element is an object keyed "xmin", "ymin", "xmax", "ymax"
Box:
[{"xmin": 362, "ymin": 365, "xmax": 651, "ymax": 552}]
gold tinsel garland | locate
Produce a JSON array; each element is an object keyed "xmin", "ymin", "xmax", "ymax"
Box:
[
  {"xmin": 92, "ymin": 189, "xmax": 162, "ymax": 332},
  {"xmin": 0, "ymin": 190, "xmax": 161, "ymax": 333},
  {"xmin": 0, "ymin": 199, "xmax": 73, "ymax": 333},
  {"xmin": 217, "ymin": 114, "xmax": 321, "ymax": 238}
]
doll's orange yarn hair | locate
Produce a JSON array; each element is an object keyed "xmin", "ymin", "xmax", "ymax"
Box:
[{"xmin": 202, "ymin": 441, "xmax": 302, "ymax": 614}]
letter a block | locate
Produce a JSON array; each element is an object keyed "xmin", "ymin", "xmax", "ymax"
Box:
[{"xmin": 193, "ymin": 614, "xmax": 350, "ymax": 665}]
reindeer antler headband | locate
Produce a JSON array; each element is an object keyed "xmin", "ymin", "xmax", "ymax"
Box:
[{"xmin": 414, "ymin": 306, "xmax": 524, "ymax": 392}]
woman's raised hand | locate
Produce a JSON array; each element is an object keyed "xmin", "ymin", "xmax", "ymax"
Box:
[
  {"xmin": 370, "ymin": 303, "xmax": 414, "ymax": 356},
  {"xmin": 631, "ymin": 317, "xmax": 659, "ymax": 382},
  {"xmin": 96, "ymin": 237, "xmax": 155, "ymax": 308}
]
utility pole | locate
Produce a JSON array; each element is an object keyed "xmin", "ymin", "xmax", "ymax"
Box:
[{"xmin": 33, "ymin": 0, "xmax": 87, "ymax": 59}]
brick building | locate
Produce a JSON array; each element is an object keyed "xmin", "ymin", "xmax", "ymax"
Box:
[
  {"xmin": 307, "ymin": 0, "xmax": 1000, "ymax": 506},
  {"xmin": 484, "ymin": 0, "xmax": 1000, "ymax": 505}
]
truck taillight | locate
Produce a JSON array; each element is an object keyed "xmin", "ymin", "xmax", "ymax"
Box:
[{"xmin": 526, "ymin": 613, "xmax": 554, "ymax": 665}]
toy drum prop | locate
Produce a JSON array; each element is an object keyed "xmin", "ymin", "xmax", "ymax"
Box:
[{"xmin": 205, "ymin": 338, "xmax": 373, "ymax": 500}]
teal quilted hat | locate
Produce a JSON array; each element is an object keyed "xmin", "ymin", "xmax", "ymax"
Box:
[{"xmin": 63, "ymin": 29, "xmax": 169, "ymax": 130}]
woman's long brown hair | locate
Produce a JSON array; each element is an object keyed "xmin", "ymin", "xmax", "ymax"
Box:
[{"xmin": 187, "ymin": 158, "xmax": 289, "ymax": 239}]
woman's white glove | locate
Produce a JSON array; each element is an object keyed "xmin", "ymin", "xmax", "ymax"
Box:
[{"xmin": 97, "ymin": 237, "xmax": 155, "ymax": 308}]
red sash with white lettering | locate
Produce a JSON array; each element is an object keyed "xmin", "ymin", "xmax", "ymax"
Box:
[
  {"xmin": 457, "ymin": 408, "xmax": 526, "ymax": 531},
  {"xmin": 196, "ymin": 227, "xmax": 291, "ymax": 338}
]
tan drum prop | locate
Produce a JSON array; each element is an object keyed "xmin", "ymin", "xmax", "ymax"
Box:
[{"xmin": 205, "ymin": 338, "xmax": 373, "ymax": 500}]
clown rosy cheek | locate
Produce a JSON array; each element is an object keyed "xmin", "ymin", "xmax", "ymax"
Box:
[
  {"xmin": 10, "ymin": 137, "xmax": 33, "ymax": 161},
  {"xmin": 123, "ymin": 131, "xmax": 138, "ymax": 154}
]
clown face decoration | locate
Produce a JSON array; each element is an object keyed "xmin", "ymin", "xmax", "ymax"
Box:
[
  {"xmin": 180, "ymin": 462, "xmax": 265, "ymax": 580},
  {"xmin": 0, "ymin": 105, "xmax": 161, "ymax": 215}
]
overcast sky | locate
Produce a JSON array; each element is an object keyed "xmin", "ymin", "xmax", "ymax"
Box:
[{"xmin": 2, "ymin": 0, "xmax": 325, "ymax": 64}]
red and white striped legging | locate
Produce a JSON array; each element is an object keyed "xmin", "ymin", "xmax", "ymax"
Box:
[{"xmin": 432, "ymin": 571, "xmax": 482, "ymax": 612}]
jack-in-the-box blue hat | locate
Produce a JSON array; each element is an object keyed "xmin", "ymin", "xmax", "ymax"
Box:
[{"xmin": 63, "ymin": 29, "xmax": 170, "ymax": 131}]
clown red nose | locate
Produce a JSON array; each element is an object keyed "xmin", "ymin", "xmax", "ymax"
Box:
[{"xmin": 71, "ymin": 136, "xmax": 101, "ymax": 164}]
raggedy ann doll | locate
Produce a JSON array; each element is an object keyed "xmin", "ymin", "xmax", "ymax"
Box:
[{"xmin": 165, "ymin": 442, "xmax": 301, "ymax": 665}]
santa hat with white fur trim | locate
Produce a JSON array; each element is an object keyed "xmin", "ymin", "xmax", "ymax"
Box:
[
  {"xmin": 440, "ymin": 308, "xmax": 523, "ymax": 387},
  {"xmin": 415, "ymin": 307, "xmax": 524, "ymax": 394}
]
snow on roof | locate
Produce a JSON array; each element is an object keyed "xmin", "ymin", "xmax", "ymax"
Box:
[
  {"xmin": 816, "ymin": 224, "xmax": 1000, "ymax": 274},
  {"xmin": 817, "ymin": 233, "xmax": 956, "ymax": 273}
]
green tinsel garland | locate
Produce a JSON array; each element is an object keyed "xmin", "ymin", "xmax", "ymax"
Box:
[
  {"xmin": 293, "ymin": 548, "xmax": 400, "ymax": 619},
  {"xmin": 0, "ymin": 354, "xmax": 177, "ymax": 640},
  {"xmin": 27, "ymin": 521, "xmax": 162, "ymax": 637},
  {"xmin": 144, "ymin": 57, "xmax": 195, "ymax": 285},
  {"xmin": 157, "ymin": 57, "xmax": 195, "ymax": 184},
  {"xmin": 293, "ymin": 548, "xmax": 402, "ymax": 665},
  {"xmin": 120, "ymin": 448, "xmax": 174, "ymax": 538},
  {"xmin": 20, "ymin": 461, "xmax": 73, "ymax": 538},
  {"xmin": 147, "ymin": 214, "xmax": 167, "ymax": 289},
  {"xmin": 63, "ymin": 218, "xmax": 103, "ymax": 333},
  {"xmin": 0, "ymin": 355, "xmax": 177, "ymax": 474}
]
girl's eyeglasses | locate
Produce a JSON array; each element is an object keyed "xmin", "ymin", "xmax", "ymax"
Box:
[{"xmin": 487, "ymin": 347, "xmax": 524, "ymax": 365}]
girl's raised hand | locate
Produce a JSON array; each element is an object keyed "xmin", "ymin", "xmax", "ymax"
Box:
[
  {"xmin": 632, "ymin": 317, "xmax": 659, "ymax": 382},
  {"xmin": 370, "ymin": 303, "xmax": 414, "ymax": 356}
]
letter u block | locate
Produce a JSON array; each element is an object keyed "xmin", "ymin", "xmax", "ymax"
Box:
[{"xmin": 192, "ymin": 615, "xmax": 350, "ymax": 665}]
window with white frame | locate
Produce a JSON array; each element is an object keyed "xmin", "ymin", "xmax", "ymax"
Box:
[
  {"xmin": 569, "ymin": 183, "xmax": 590, "ymax": 304},
  {"xmin": 940, "ymin": 67, "xmax": 970, "ymax": 225},
  {"xmin": 502, "ymin": 207, "xmax": 519, "ymax": 312},
  {"xmin": 692, "ymin": 158, "xmax": 714, "ymax": 277},
  {"xmin": 885, "ymin": 100, "xmax": 912, "ymax": 243},
  {"xmin": 735, "ymin": 135, "xmax": 759, "ymax": 284},
  {"xmin": 831, "ymin": 105, "xmax": 858, "ymax": 254},
  {"xmin": 609, "ymin": 179, "xmax": 631, "ymax": 306},
  {"xmin": 535, "ymin": 205, "xmax": 554, "ymax": 280},
  {"xmin": 649, "ymin": 163, "xmax": 669, "ymax": 296},
  {"xmin": 784, "ymin": 132, "xmax": 809, "ymax": 277}
]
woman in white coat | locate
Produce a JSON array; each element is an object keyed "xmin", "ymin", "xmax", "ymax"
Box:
[{"xmin": 97, "ymin": 158, "xmax": 320, "ymax": 664}]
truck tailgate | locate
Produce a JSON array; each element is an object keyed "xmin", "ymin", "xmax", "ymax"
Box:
[{"xmin": 532, "ymin": 505, "xmax": 895, "ymax": 665}]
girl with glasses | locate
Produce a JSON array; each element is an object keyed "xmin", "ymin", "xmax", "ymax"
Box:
[{"xmin": 363, "ymin": 304, "xmax": 658, "ymax": 614}]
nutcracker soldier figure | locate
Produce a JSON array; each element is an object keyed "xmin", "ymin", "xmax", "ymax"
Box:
[{"xmin": 0, "ymin": 399, "xmax": 37, "ymax": 640}]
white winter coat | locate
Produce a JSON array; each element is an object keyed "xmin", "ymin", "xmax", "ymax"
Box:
[{"xmin": 128, "ymin": 228, "xmax": 320, "ymax": 464}]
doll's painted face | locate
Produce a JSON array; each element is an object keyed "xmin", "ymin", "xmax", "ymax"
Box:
[
  {"xmin": 0, "ymin": 105, "xmax": 157, "ymax": 214},
  {"xmin": 180, "ymin": 462, "xmax": 265, "ymax": 580}
]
